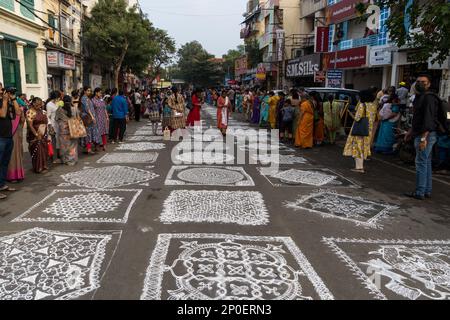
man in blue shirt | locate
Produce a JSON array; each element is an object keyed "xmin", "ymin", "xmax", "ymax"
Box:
[{"xmin": 111, "ymin": 90, "xmax": 129, "ymax": 143}]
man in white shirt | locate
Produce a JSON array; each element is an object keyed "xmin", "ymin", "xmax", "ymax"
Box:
[{"xmin": 133, "ymin": 90, "xmax": 142, "ymax": 122}]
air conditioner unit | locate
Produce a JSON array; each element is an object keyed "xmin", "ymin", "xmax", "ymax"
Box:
[{"xmin": 293, "ymin": 49, "xmax": 305, "ymax": 58}]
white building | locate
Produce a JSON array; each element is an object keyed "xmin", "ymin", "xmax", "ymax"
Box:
[{"xmin": 0, "ymin": 0, "xmax": 48, "ymax": 98}]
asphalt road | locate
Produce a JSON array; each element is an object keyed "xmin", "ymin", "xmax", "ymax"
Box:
[{"xmin": 0, "ymin": 104, "xmax": 449, "ymax": 301}]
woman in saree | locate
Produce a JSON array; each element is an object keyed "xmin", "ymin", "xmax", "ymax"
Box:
[
  {"xmin": 343, "ymin": 90, "xmax": 378, "ymax": 173},
  {"xmin": 291, "ymin": 90, "xmax": 301, "ymax": 138},
  {"xmin": 6, "ymin": 102, "xmax": 25, "ymax": 182},
  {"xmin": 294, "ymin": 93, "xmax": 314, "ymax": 149},
  {"xmin": 268, "ymin": 91, "xmax": 280, "ymax": 129},
  {"xmin": 217, "ymin": 90, "xmax": 231, "ymax": 136},
  {"xmin": 92, "ymin": 88, "xmax": 109, "ymax": 151},
  {"xmin": 56, "ymin": 95, "xmax": 78, "ymax": 166},
  {"xmin": 250, "ymin": 91, "xmax": 261, "ymax": 124},
  {"xmin": 310, "ymin": 91, "xmax": 325, "ymax": 146},
  {"xmin": 235, "ymin": 91, "xmax": 243, "ymax": 113},
  {"xmin": 80, "ymin": 86, "xmax": 101, "ymax": 155},
  {"xmin": 323, "ymin": 95, "xmax": 342, "ymax": 145},
  {"xmin": 259, "ymin": 92, "xmax": 270, "ymax": 128},
  {"xmin": 186, "ymin": 89, "xmax": 202, "ymax": 127},
  {"xmin": 168, "ymin": 87, "xmax": 186, "ymax": 132},
  {"xmin": 374, "ymin": 97, "xmax": 401, "ymax": 154},
  {"xmin": 26, "ymin": 97, "xmax": 49, "ymax": 174}
]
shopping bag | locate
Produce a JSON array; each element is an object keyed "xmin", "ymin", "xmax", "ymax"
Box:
[
  {"xmin": 163, "ymin": 127, "xmax": 171, "ymax": 141},
  {"xmin": 68, "ymin": 117, "xmax": 87, "ymax": 139}
]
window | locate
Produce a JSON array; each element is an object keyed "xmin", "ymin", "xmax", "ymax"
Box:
[
  {"xmin": 377, "ymin": 7, "xmax": 390, "ymax": 45},
  {"xmin": 20, "ymin": 0, "xmax": 35, "ymax": 20},
  {"xmin": 24, "ymin": 46, "xmax": 38, "ymax": 84},
  {"xmin": 0, "ymin": 0, "xmax": 14, "ymax": 11}
]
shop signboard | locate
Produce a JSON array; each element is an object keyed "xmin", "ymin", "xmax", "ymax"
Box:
[
  {"xmin": 59, "ymin": 53, "xmax": 76, "ymax": 70},
  {"xmin": 47, "ymin": 51, "xmax": 59, "ymax": 68},
  {"xmin": 369, "ymin": 46, "xmax": 392, "ymax": 66},
  {"xmin": 326, "ymin": 0, "xmax": 369, "ymax": 24},
  {"xmin": 314, "ymin": 71, "xmax": 326, "ymax": 83},
  {"xmin": 256, "ymin": 63, "xmax": 266, "ymax": 80},
  {"xmin": 327, "ymin": 69, "xmax": 343, "ymax": 88},
  {"xmin": 323, "ymin": 46, "xmax": 368, "ymax": 69},
  {"xmin": 286, "ymin": 54, "xmax": 321, "ymax": 78}
]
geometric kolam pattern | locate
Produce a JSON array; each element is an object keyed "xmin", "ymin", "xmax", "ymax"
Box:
[
  {"xmin": 160, "ymin": 190, "xmax": 268, "ymax": 226},
  {"xmin": 175, "ymin": 152, "xmax": 235, "ymax": 164},
  {"xmin": 0, "ymin": 228, "xmax": 112, "ymax": 300},
  {"xmin": 141, "ymin": 233, "xmax": 334, "ymax": 300},
  {"xmin": 285, "ymin": 190, "xmax": 398, "ymax": 228},
  {"xmin": 13, "ymin": 190, "xmax": 142, "ymax": 223},
  {"xmin": 253, "ymin": 154, "xmax": 309, "ymax": 165},
  {"xmin": 165, "ymin": 166, "xmax": 255, "ymax": 186},
  {"xmin": 323, "ymin": 238, "xmax": 450, "ymax": 300},
  {"xmin": 97, "ymin": 153, "xmax": 159, "ymax": 164},
  {"xmin": 259, "ymin": 167, "xmax": 359, "ymax": 188},
  {"xmin": 61, "ymin": 166, "xmax": 159, "ymax": 189},
  {"xmin": 115, "ymin": 142, "xmax": 166, "ymax": 151}
]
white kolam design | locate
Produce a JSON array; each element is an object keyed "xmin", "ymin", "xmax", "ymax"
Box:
[
  {"xmin": 175, "ymin": 152, "xmax": 235, "ymax": 164},
  {"xmin": 0, "ymin": 228, "xmax": 113, "ymax": 300},
  {"xmin": 285, "ymin": 190, "xmax": 398, "ymax": 228},
  {"xmin": 61, "ymin": 166, "xmax": 159, "ymax": 189},
  {"xmin": 165, "ymin": 166, "xmax": 255, "ymax": 186},
  {"xmin": 126, "ymin": 136, "xmax": 163, "ymax": 142},
  {"xmin": 97, "ymin": 153, "xmax": 159, "ymax": 164},
  {"xmin": 141, "ymin": 233, "xmax": 334, "ymax": 300},
  {"xmin": 253, "ymin": 154, "xmax": 309, "ymax": 165},
  {"xmin": 160, "ymin": 190, "xmax": 268, "ymax": 225},
  {"xmin": 115, "ymin": 142, "xmax": 166, "ymax": 151},
  {"xmin": 323, "ymin": 238, "xmax": 450, "ymax": 300},
  {"xmin": 272, "ymin": 169, "xmax": 337, "ymax": 186},
  {"xmin": 13, "ymin": 189, "xmax": 142, "ymax": 223}
]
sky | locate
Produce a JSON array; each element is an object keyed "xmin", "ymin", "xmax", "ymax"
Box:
[{"xmin": 139, "ymin": 0, "xmax": 246, "ymax": 57}]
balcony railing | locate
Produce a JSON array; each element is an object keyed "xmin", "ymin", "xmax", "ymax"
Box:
[{"xmin": 334, "ymin": 34, "xmax": 382, "ymax": 51}]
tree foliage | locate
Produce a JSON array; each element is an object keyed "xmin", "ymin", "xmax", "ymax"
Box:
[
  {"xmin": 82, "ymin": 0, "xmax": 175, "ymax": 88},
  {"xmin": 222, "ymin": 45, "xmax": 245, "ymax": 79},
  {"xmin": 359, "ymin": 0, "xmax": 450, "ymax": 64},
  {"xmin": 245, "ymin": 39, "xmax": 263, "ymax": 68},
  {"xmin": 176, "ymin": 41, "xmax": 224, "ymax": 87}
]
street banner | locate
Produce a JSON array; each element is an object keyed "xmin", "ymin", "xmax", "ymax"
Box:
[
  {"xmin": 314, "ymin": 71, "xmax": 326, "ymax": 83},
  {"xmin": 315, "ymin": 27, "xmax": 329, "ymax": 53}
]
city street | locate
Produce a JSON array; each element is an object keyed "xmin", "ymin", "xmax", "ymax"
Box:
[{"xmin": 0, "ymin": 105, "xmax": 449, "ymax": 301}]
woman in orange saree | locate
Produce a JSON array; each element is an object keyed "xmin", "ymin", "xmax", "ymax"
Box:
[{"xmin": 294, "ymin": 98, "xmax": 314, "ymax": 149}]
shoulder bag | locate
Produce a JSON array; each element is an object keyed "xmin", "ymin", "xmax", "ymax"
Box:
[{"xmin": 351, "ymin": 103, "xmax": 370, "ymax": 137}]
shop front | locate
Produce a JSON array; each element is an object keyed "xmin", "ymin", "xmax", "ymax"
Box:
[
  {"xmin": 286, "ymin": 53, "xmax": 323, "ymax": 88},
  {"xmin": 47, "ymin": 51, "xmax": 76, "ymax": 93},
  {"xmin": 323, "ymin": 46, "xmax": 382, "ymax": 90}
]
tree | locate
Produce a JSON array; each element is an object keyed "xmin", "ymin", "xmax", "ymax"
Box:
[
  {"xmin": 222, "ymin": 45, "xmax": 245, "ymax": 79},
  {"xmin": 144, "ymin": 26, "xmax": 176, "ymax": 83},
  {"xmin": 358, "ymin": 1, "xmax": 450, "ymax": 64},
  {"xmin": 82, "ymin": 0, "xmax": 172, "ymax": 88},
  {"xmin": 245, "ymin": 39, "xmax": 263, "ymax": 68},
  {"xmin": 176, "ymin": 41, "xmax": 224, "ymax": 87}
]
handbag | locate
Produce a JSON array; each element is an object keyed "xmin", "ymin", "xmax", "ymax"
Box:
[
  {"xmin": 351, "ymin": 103, "xmax": 370, "ymax": 137},
  {"xmin": 68, "ymin": 117, "xmax": 87, "ymax": 139}
]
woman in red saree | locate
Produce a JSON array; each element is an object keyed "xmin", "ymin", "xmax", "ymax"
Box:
[
  {"xmin": 186, "ymin": 89, "xmax": 202, "ymax": 127},
  {"xmin": 26, "ymin": 97, "xmax": 49, "ymax": 174},
  {"xmin": 217, "ymin": 90, "xmax": 231, "ymax": 136}
]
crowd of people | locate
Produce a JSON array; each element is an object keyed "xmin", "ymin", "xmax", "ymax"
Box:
[{"xmin": 1, "ymin": 75, "xmax": 448, "ymax": 201}]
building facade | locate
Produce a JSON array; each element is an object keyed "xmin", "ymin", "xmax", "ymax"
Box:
[
  {"xmin": 0, "ymin": 0, "xmax": 48, "ymax": 98},
  {"xmin": 43, "ymin": 0, "xmax": 83, "ymax": 94}
]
